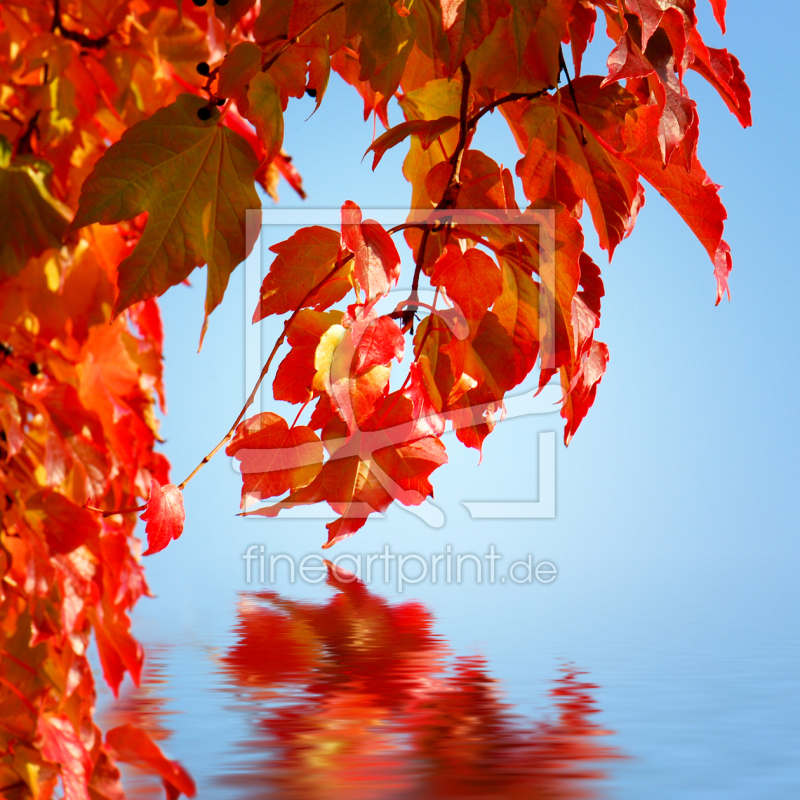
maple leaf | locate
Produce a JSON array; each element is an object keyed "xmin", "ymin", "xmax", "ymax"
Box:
[
  {"xmin": 244, "ymin": 376, "xmax": 446, "ymax": 548},
  {"xmin": 218, "ymin": 41, "xmax": 262, "ymax": 104},
  {"xmin": 440, "ymin": 0, "xmax": 511, "ymax": 75},
  {"xmin": 65, "ymin": 94, "xmax": 261, "ymax": 332},
  {"xmin": 505, "ymin": 79, "xmax": 643, "ymax": 256},
  {"xmin": 27, "ymin": 492, "xmax": 101, "ymax": 555},
  {"xmin": 140, "ymin": 480, "xmax": 185, "ymax": 556},
  {"xmin": 312, "ymin": 302, "xmax": 405, "ymax": 434},
  {"xmin": 687, "ymin": 28, "xmax": 751, "ymax": 127},
  {"xmin": 618, "ymin": 103, "xmax": 733, "ymax": 302}
]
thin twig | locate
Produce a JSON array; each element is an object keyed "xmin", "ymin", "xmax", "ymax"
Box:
[
  {"xmin": 176, "ymin": 254, "xmax": 352, "ymax": 492},
  {"xmin": 403, "ymin": 228, "xmax": 431, "ymax": 330},
  {"xmin": 262, "ymin": 2, "xmax": 344, "ymax": 72},
  {"xmin": 467, "ymin": 87, "xmax": 553, "ymax": 130},
  {"xmin": 558, "ymin": 46, "xmax": 586, "ymax": 144},
  {"xmin": 85, "ymin": 503, "xmax": 147, "ymax": 518}
]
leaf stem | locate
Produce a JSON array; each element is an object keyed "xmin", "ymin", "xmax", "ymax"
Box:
[
  {"xmin": 262, "ymin": 2, "xmax": 345, "ymax": 73},
  {"xmin": 85, "ymin": 503, "xmax": 147, "ymax": 518},
  {"xmin": 467, "ymin": 88, "xmax": 552, "ymax": 130},
  {"xmin": 558, "ymin": 46, "xmax": 586, "ymax": 144},
  {"xmin": 176, "ymin": 255, "xmax": 352, "ymax": 492}
]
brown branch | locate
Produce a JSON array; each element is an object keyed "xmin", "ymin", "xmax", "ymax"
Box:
[
  {"xmin": 176, "ymin": 254, "xmax": 353, "ymax": 492},
  {"xmin": 262, "ymin": 2, "xmax": 344, "ymax": 72},
  {"xmin": 441, "ymin": 60, "xmax": 473, "ymax": 204},
  {"xmin": 401, "ymin": 227, "xmax": 432, "ymax": 330},
  {"xmin": 51, "ymin": 0, "xmax": 111, "ymax": 49},
  {"xmin": 467, "ymin": 87, "xmax": 553, "ymax": 130}
]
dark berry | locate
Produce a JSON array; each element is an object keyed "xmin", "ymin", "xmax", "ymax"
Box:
[
  {"xmin": 216, "ymin": 97, "xmax": 226, "ymax": 106},
  {"xmin": 197, "ymin": 107, "xmax": 212, "ymax": 121},
  {"xmin": 0, "ymin": 341, "xmax": 12, "ymax": 357},
  {"xmin": 215, "ymin": 0, "xmax": 230, "ymax": 6},
  {"xmin": 196, "ymin": 62, "xmax": 210, "ymax": 77},
  {"xmin": 305, "ymin": 87, "xmax": 317, "ymax": 99},
  {"xmin": 28, "ymin": 362, "xmax": 41, "ymax": 377},
  {"xmin": 192, "ymin": 0, "xmax": 208, "ymax": 6}
]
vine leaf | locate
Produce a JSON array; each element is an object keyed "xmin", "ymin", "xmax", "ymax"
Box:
[
  {"xmin": 65, "ymin": 94, "xmax": 261, "ymax": 335},
  {"xmin": 430, "ymin": 245, "xmax": 503, "ymax": 322},
  {"xmin": 226, "ymin": 412, "xmax": 324, "ymax": 502},
  {"xmin": 254, "ymin": 226, "xmax": 350, "ymax": 321},
  {"xmin": 140, "ymin": 479, "xmax": 185, "ymax": 556}
]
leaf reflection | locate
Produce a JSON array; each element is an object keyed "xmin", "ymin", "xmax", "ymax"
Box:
[{"xmin": 219, "ymin": 563, "xmax": 621, "ymax": 800}]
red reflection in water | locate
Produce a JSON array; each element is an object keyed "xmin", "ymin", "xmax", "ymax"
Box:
[
  {"xmin": 98, "ymin": 648, "xmax": 179, "ymax": 800},
  {"xmin": 219, "ymin": 564, "xmax": 620, "ymax": 800}
]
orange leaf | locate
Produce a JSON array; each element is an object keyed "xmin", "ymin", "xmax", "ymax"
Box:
[{"xmin": 140, "ymin": 480, "xmax": 185, "ymax": 556}]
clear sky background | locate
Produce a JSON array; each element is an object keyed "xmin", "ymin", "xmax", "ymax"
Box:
[{"xmin": 118, "ymin": 3, "xmax": 800, "ymax": 798}]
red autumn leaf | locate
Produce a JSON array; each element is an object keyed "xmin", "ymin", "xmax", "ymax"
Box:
[
  {"xmin": 561, "ymin": 339, "xmax": 610, "ymax": 446},
  {"xmin": 430, "ymin": 245, "xmax": 503, "ymax": 322},
  {"xmin": 275, "ymin": 151, "xmax": 308, "ymax": 198},
  {"xmin": 709, "ymin": 0, "xmax": 727, "ymax": 33},
  {"xmin": 688, "ymin": 28, "xmax": 751, "ymax": 127},
  {"xmin": 440, "ymin": 0, "xmax": 512, "ymax": 75},
  {"xmin": 273, "ymin": 309, "xmax": 344, "ymax": 405},
  {"xmin": 27, "ymin": 492, "xmax": 101, "ymax": 555},
  {"xmin": 38, "ymin": 715, "xmax": 93, "ymax": 800},
  {"xmin": 244, "ymin": 381, "xmax": 447, "ymax": 548},
  {"xmin": 351, "ymin": 314, "xmax": 405, "ymax": 373},
  {"xmin": 254, "ymin": 226, "xmax": 351, "ymax": 321},
  {"xmin": 340, "ymin": 201, "xmax": 401, "ymax": 302},
  {"xmin": 140, "ymin": 480, "xmax": 185, "ymax": 556},
  {"xmin": 226, "ymin": 412, "xmax": 324, "ymax": 502}
]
